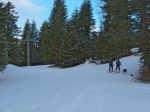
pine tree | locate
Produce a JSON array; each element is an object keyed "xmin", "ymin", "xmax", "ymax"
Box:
[
  {"xmin": 3, "ymin": 2, "xmax": 20, "ymax": 64},
  {"xmin": 30, "ymin": 21, "xmax": 39, "ymax": 65},
  {"xmin": 48, "ymin": 0, "xmax": 68, "ymax": 65},
  {"xmin": 60, "ymin": 8, "xmax": 83, "ymax": 67},
  {"xmin": 21, "ymin": 20, "xmax": 40, "ymax": 66},
  {"xmin": 21, "ymin": 20, "xmax": 31, "ymax": 65},
  {"xmin": 0, "ymin": 33, "xmax": 7, "ymax": 71},
  {"xmin": 0, "ymin": 41, "xmax": 6, "ymax": 71},
  {"xmin": 129, "ymin": 0, "xmax": 150, "ymax": 80},
  {"xmin": 0, "ymin": 1, "xmax": 20, "ymax": 70},
  {"xmin": 129, "ymin": 0, "xmax": 141, "ymax": 48},
  {"xmin": 0, "ymin": 1, "xmax": 7, "ymax": 71},
  {"xmin": 79, "ymin": 0, "xmax": 95, "ymax": 60},
  {"xmin": 9, "ymin": 38, "xmax": 22, "ymax": 66},
  {"xmin": 138, "ymin": 0, "xmax": 150, "ymax": 70},
  {"xmin": 97, "ymin": 0, "xmax": 132, "ymax": 60},
  {"xmin": 39, "ymin": 21, "xmax": 50, "ymax": 64}
]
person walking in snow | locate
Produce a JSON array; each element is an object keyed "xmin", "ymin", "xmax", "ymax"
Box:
[
  {"xmin": 109, "ymin": 59, "xmax": 114, "ymax": 72},
  {"xmin": 115, "ymin": 58, "xmax": 121, "ymax": 73}
]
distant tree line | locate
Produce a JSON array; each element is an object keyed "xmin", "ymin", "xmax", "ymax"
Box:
[
  {"xmin": 21, "ymin": 20, "xmax": 40, "ymax": 66},
  {"xmin": 22, "ymin": 0, "xmax": 95, "ymax": 67},
  {"xmin": 0, "ymin": 0, "xmax": 150, "ymax": 79}
]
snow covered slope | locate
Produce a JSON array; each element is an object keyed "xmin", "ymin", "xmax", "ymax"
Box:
[{"xmin": 0, "ymin": 56, "xmax": 150, "ymax": 112}]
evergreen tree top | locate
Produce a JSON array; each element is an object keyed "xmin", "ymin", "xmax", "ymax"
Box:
[{"xmin": 49, "ymin": 0, "xmax": 68, "ymax": 27}]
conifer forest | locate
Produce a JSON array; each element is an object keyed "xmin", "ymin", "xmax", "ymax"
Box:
[{"xmin": 0, "ymin": 0, "xmax": 150, "ymax": 81}]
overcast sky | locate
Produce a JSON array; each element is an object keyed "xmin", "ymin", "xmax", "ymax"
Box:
[{"xmin": 2, "ymin": 0, "xmax": 102, "ymax": 30}]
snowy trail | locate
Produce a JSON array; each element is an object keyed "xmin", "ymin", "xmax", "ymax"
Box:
[{"xmin": 0, "ymin": 56, "xmax": 150, "ymax": 112}]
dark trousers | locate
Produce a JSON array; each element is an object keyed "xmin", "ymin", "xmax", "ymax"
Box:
[
  {"xmin": 109, "ymin": 66, "xmax": 113, "ymax": 72},
  {"xmin": 116, "ymin": 65, "xmax": 120, "ymax": 72}
]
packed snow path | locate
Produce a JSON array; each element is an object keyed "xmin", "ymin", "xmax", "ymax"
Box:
[{"xmin": 0, "ymin": 56, "xmax": 150, "ymax": 112}]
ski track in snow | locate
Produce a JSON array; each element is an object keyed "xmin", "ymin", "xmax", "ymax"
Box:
[{"xmin": 0, "ymin": 56, "xmax": 150, "ymax": 112}]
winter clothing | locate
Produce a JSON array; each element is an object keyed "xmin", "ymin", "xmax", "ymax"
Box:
[
  {"xmin": 109, "ymin": 60, "xmax": 114, "ymax": 72},
  {"xmin": 115, "ymin": 59, "xmax": 121, "ymax": 72}
]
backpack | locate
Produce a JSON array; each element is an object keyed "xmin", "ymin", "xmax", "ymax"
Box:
[{"xmin": 116, "ymin": 60, "xmax": 121, "ymax": 66}]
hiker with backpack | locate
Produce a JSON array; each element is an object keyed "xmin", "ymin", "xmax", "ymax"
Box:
[{"xmin": 115, "ymin": 58, "xmax": 121, "ymax": 72}]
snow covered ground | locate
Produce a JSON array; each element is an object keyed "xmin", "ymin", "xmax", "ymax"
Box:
[{"xmin": 0, "ymin": 56, "xmax": 150, "ymax": 112}]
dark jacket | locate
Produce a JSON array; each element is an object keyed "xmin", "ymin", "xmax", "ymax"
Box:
[
  {"xmin": 116, "ymin": 60, "xmax": 121, "ymax": 66},
  {"xmin": 109, "ymin": 61, "xmax": 113, "ymax": 67}
]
